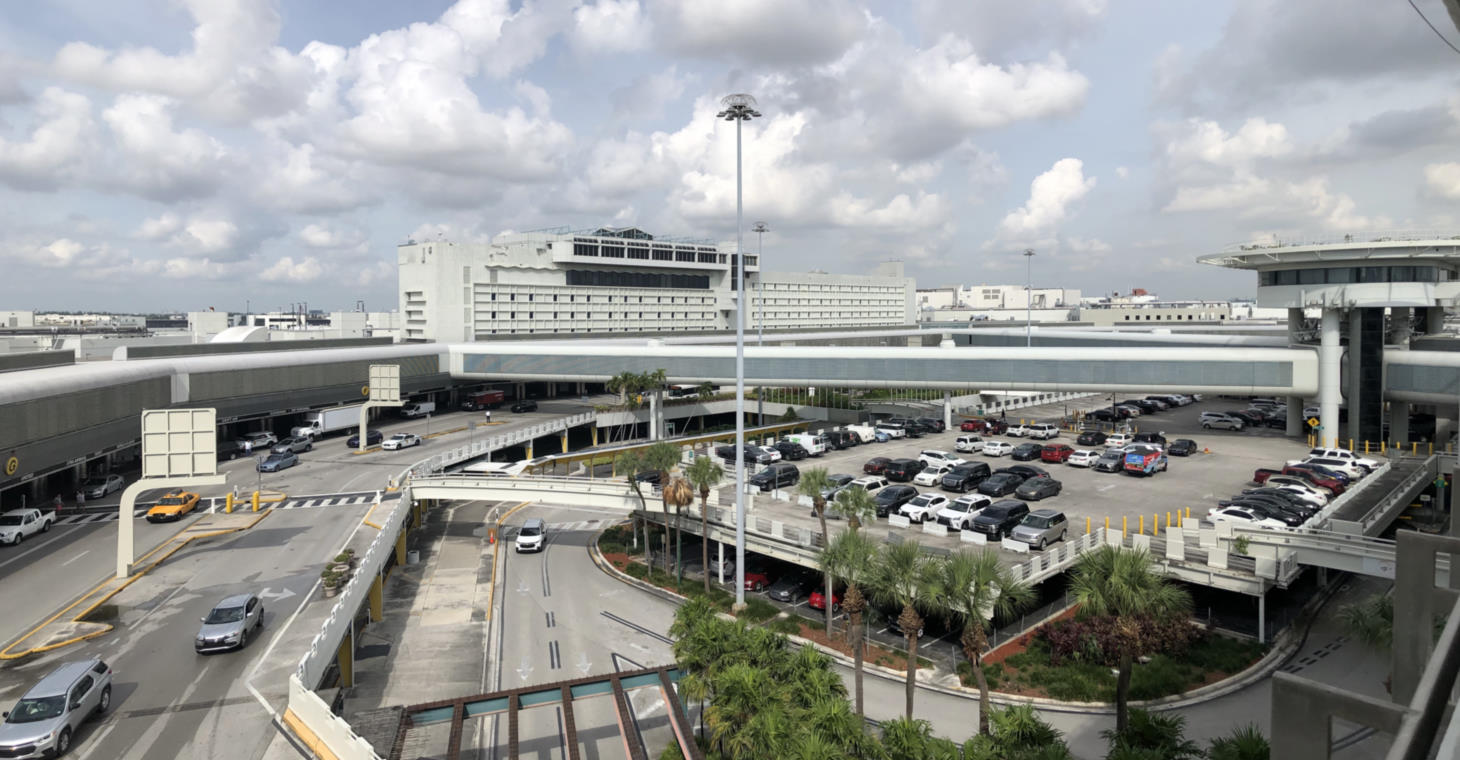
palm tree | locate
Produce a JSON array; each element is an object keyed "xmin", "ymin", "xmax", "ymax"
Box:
[
  {"xmin": 642, "ymin": 441, "xmax": 682, "ymax": 575},
  {"xmin": 1206, "ymin": 724, "xmax": 1270, "ymax": 760},
  {"xmin": 834, "ymin": 487, "xmax": 878, "ymax": 533},
  {"xmin": 821, "ymin": 529, "xmax": 879, "ymax": 717},
  {"xmin": 963, "ymin": 704, "xmax": 1072, "ymax": 760},
  {"xmin": 1101, "ymin": 708, "xmax": 1202, "ymax": 760},
  {"xmin": 1069, "ymin": 545, "xmax": 1191, "ymax": 735},
  {"xmin": 684, "ymin": 455, "xmax": 725, "ymax": 593},
  {"xmin": 663, "ymin": 477, "xmax": 695, "ymax": 587},
  {"xmin": 937, "ymin": 548, "xmax": 1034, "ymax": 735},
  {"xmin": 1337, "ymin": 592, "xmax": 1393, "ymax": 651},
  {"xmin": 614, "ymin": 448, "xmax": 649, "ymax": 554},
  {"xmin": 870, "ymin": 540, "xmax": 942, "ymax": 718},
  {"xmin": 797, "ymin": 467, "xmax": 839, "ymax": 634}
]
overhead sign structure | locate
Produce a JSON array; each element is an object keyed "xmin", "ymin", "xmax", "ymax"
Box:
[
  {"xmin": 369, "ymin": 365, "xmax": 401, "ymax": 403},
  {"xmin": 141, "ymin": 409, "xmax": 218, "ymax": 478}
]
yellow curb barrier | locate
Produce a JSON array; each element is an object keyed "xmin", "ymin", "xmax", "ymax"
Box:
[
  {"xmin": 282, "ymin": 709, "xmax": 341, "ymax": 760},
  {"xmin": 424, "ymin": 426, "xmax": 468, "ymax": 440},
  {"xmin": 349, "ymin": 446, "xmax": 383, "ymax": 455},
  {"xmin": 360, "ymin": 500, "xmax": 383, "ymax": 530},
  {"xmin": 0, "ymin": 508, "xmax": 275, "ymax": 660}
]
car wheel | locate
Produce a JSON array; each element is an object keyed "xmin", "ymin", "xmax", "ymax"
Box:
[
  {"xmin": 98, "ymin": 685, "xmax": 111, "ymax": 714},
  {"xmin": 41, "ymin": 519, "xmax": 50, "ymax": 533},
  {"xmin": 1036, "ymin": 538, "xmax": 1045, "ymax": 550},
  {"xmin": 239, "ymin": 627, "xmax": 248, "ymax": 649},
  {"xmin": 1202, "ymin": 423, "xmax": 1211, "ymax": 429},
  {"xmin": 13, "ymin": 532, "xmax": 21, "ymax": 545},
  {"xmin": 56, "ymin": 728, "xmax": 71, "ymax": 755}
]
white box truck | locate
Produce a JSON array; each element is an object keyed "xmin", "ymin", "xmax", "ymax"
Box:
[
  {"xmin": 401, "ymin": 401, "xmax": 436, "ymax": 419},
  {"xmin": 292, "ymin": 405, "xmax": 363, "ymax": 439},
  {"xmin": 845, "ymin": 424, "xmax": 878, "ymax": 443},
  {"xmin": 785, "ymin": 433, "xmax": 828, "ymax": 457}
]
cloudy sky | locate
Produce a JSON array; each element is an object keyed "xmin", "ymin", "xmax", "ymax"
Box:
[{"xmin": 1, "ymin": 0, "xmax": 1458, "ymax": 313}]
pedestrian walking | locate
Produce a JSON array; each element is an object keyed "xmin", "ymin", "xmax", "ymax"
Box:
[
  {"xmin": 484, "ymin": 410, "xmax": 492, "ymax": 424},
  {"xmin": 53, "ymin": 494, "xmax": 63, "ymax": 512},
  {"xmin": 76, "ymin": 490, "xmax": 85, "ymax": 507},
  {"xmin": 242, "ymin": 439, "xmax": 252, "ymax": 455}
]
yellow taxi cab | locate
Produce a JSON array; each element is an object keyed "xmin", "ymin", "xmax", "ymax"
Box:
[{"xmin": 146, "ymin": 491, "xmax": 201, "ymax": 522}]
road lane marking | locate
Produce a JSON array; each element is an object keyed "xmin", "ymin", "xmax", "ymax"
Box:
[
  {"xmin": 61, "ymin": 550, "xmax": 89, "ymax": 567},
  {"xmin": 124, "ymin": 582, "xmax": 189, "ymax": 634},
  {"xmin": 0, "ymin": 532, "xmax": 70, "ymax": 571}
]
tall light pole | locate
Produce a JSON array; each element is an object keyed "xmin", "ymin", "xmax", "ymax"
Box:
[
  {"xmin": 752, "ymin": 221, "xmax": 768, "ymax": 424},
  {"xmin": 718, "ymin": 93, "xmax": 760, "ymax": 610},
  {"xmin": 1023, "ymin": 249, "xmax": 1036, "ymax": 347}
]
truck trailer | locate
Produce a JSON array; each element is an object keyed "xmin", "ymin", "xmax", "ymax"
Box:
[
  {"xmin": 292, "ymin": 405, "xmax": 363, "ymax": 439},
  {"xmin": 462, "ymin": 390, "xmax": 505, "ymax": 411}
]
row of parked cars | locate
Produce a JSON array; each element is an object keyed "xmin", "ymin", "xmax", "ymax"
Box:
[
  {"xmin": 1082, "ymin": 393, "xmax": 1202, "ymax": 422},
  {"xmin": 1207, "ymin": 447, "xmax": 1381, "ymax": 528}
]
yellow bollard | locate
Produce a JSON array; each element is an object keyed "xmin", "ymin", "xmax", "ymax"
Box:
[
  {"xmin": 1429, "ymin": 442, "xmax": 1434, "ymax": 456},
  {"xmin": 1086, "ymin": 516, "xmax": 1091, "ymax": 535},
  {"xmin": 1381, "ymin": 440, "xmax": 1387, "ymax": 453},
  {"xmin": 224, "ymin": 493, "xmax": 234, "ymax": 514},
  {"xmin": 1364, "ymin": 440, "xmax": 1369, "ymax": 454},
  {"xmin": 1185, "ymin": 506, "xmax": 1191, "ymax": 521},
  {"xmin": 1348, "ymin": 438, "xmax": 1353, "ymax": 451},
  {"xmin": 252, "ymin": 491, "xmax": 261, "ymax": 512},
  {"xmin": 1153, "ymin": 513, "xmax": 1159, "ymax": 536},
  {"xmin": 1105, "ymin": 516, "xmax": 1110, "ymax": 534},
  {"xmin": 1139, "ymin": 515, "xmax": 1144, "ymax": 535},
  {"xmin": 1123, "ymin": 516, "xmax": 1128, "ymax": 538},
  {"xmin": 1166, "ymin": 511, "xmax": 1172, "ymax": 528},
  {"xmin": 1413, "ymin": 442, "xmax": 1419, "ymax": 456}
]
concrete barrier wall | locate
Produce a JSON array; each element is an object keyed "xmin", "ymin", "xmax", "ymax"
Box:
[
  {"xmin": 286, "ymin": 675, "xmax": 382, "ymax": 760},
  {"xmin": 409, "ymin": 475, "xmax": 640, "ymax": 512}
]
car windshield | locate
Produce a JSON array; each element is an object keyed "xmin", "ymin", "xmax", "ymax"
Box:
[
  {"xmin": 157, "ymin": 497, "xmax": 187, "ymax": 505},
  {"xmin": 981, "ymin": 508, "xmax": 1010, "ymax": 519},
  {"xmin": 82, "ymin": 479, "xmax": 106, "ymax": 488},
  {"xmin": 7, "ymin": 696, "xmax": 65, "ymax": 723},
  {"xmin": 520, "ymin": 525, "xmax": 541, "ymax": 536},
  {"xmin": 205, "ymin": 605, "xmax": 245, "ymax": 624},
  {"xmin": 910, "ymin": 496, "xmax": 933, "ymax": 507},
  {"xmin": 1023, "ymin": 516, "xmax": 1053, "ymax": 528},
  {"xmin": 391, "ymin": 435, "xmax": 408, "ymax": 440},
  {"xmin": 947, "ymin": 502, "xmax": 970, "ymax": 512},
  {"xmin": 0, "ymin": 516, "xmax": 22, "ymax": 526}
]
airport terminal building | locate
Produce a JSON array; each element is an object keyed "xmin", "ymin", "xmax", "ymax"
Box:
[{"xmin": 398, "ymin": 227, "xmax": 916, "ymax": 341}]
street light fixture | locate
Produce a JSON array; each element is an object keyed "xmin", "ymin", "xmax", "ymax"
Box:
[
  {"xmin": 717, "ymin": 93, "xmax": 761, "ymax": 610},
  {"xmin": 752, "ymin": 221, "xmax": 768, "ymax": 424},
  {"xmin": 1024, "ymin": 249, "xmax": 1036, "ymax": 347}
]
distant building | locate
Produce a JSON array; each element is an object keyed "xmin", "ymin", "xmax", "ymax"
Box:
[{"xmin": 398, "ymin": 226, "xmax": 916, "ymax": 342}]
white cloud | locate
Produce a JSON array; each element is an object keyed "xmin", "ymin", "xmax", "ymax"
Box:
[
  {"xmin": 572, "ymin": 0, "xmax": 651, "ymax": 54},
  {"xmin": 1115, "ymin": 166, "xmax": 1129, "ymax": 179},
  {"xmin": 100, "ymin": 94, "xmax": 229, "ymax": 200},
  {"xmin": 994, "ymin": 158, "xmax": 1096, "ymax": 242},
  {"xmin": 253, "ymin": 141, "xmax": 377, "ymax": 214},
  {"xmin": 1067, "ymin": 237, "xmax": 1110, "ymax": 252},
  {"xmin": 1162, "ymin": 117, "xmax": 1292, "ymax": 169},
  {"xmin": 0, "ymin": 87, "xmax": 96, "ymax": 190},
  {"xmin": 649, "ymin": 0, "xmax": 864, "ymax": 65},
  {"xmin": 136, "ymin": 212, "xmax": 183, "ymax": 241},
  {"xmin": 259, "ymin": 255, "xmax": 324, "ymax": 283},
  {"xmin": 299, "ymin": 223, "xmax": 366, "ymax": 250},
  {"xmin": 611, "ymin": 66, "xmax": 690, "ymax": 119},
  {"xmin": 1425, "ymin": 163, "xmax": 1460, "ymax": 200}
]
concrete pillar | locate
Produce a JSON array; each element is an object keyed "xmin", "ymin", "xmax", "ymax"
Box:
[
  {"xmin": 1346, "ymin": 311, "xmax": 1362, "ymax": 445},
  {"xmin": 1286, "ymin": 307, "xmax": 1306, "ymax": 437},
  {"xmin": 648, "ymin": 392, "xmax": 659, "ymax": 441},
  {"xmin": 1390, "ymin": 306, "xmax": 1412, "ymax": 345},
  {"xmin": 368, "ymin": 575, "xmax": 383, "ymax": 622},
  {"xmin": 395, "ymin": 529, "xmax": 407, "ymax": 565},
  {"xmin": 591, "ymin": 426, "xmax": 598, "ymax": 447},
  {"xmin": 1389, "ymin": 401, "xmax": 1409, "ymax": 445},
  {"xmin": 1257, "ymin": 592, "xmax": 1266, "ymax": 645},
  {"xmin": 1435, "ymin": 418, "xmax": 1454, "ymax": 445},
  {"xmin": 1319, "ymin": 309, "xmax": 1341, "ymax": 449},
  {"xmin": 942, "ymin": 390, "xmax": 952, "ymax": 430},
  {"xmin": 1426, "ymin": 305, "xmax": 1446, "ymax": 335},
  {"xmin": 576, "ymin": 381, "xmax": 586, "ymax": 396}
]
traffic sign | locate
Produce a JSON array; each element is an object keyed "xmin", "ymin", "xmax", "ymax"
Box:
[{"xmin": 1307, "ymin": 417, "xmax": 1320, "ymax": 428}]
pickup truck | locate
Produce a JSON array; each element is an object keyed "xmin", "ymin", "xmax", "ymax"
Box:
[
  {"xmin": 0, "ymin": 508, "xmax": 54, "ymax": 545},
  {"xmin": 1252, "ymin": 468, "xmax": 1280, "ymax": 485}
]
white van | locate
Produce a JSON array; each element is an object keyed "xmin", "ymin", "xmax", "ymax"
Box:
[
  {"xmin": 955, "ymin": 435, "xmax": 984, "ymax": 453},
  {"xmin": 1025, "ymin": 423, "xmax": 1060, "ymax": 440},
  {"xmin": 786, "ymin": 433, "xmax": 828, "ymax": 457},
  {"xmin": 844, "ymin": 425, "xmax": 878, "ymax": 443}
]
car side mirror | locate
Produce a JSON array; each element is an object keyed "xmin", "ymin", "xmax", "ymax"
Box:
[
  {"xmin": 69, "ymin": 701, "xmax": 81, "ymax": 711},
  {"xmin": 201, "ymin": 617, "xmax": 207, "ymax": 623},
  {"xmin": 3, "ymin": 711, "xmax": 8, "ymax": 718}
]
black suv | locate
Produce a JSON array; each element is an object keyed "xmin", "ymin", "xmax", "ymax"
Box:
[
  {"xmin": 1131, "ymin": 399, "xmax": 1163, "ymax": 414},
  {"xmin": 873, "ymin": 485, "xmax": 919, "ymax": 517},
  {"xmin": 511, "ymin": 399, "xmax": 538, "ymax": 413},
  {"xmin": 941, "ymin": 463, "xmax": 991, "ymax": 493},
  {"xmin": 885, "ymin": 418, "xmax": 924, "ymax": 438},
  {"xmin": 1076, "ymin": 430, "xmax": 1108, "ymax": 446},
  {"xmin": 826, "ymin": 430, "xmax": 859, "ymax": 449},
  {"xmin": 884, "ymin": 458, "xmax": 926, "ymax": 482},
  {"xmin": 978, "ymin": 472, "xmax": 1025, "ymax": 497},
  {"xmin": 1132, "ymin": 432, "xmax": 1167, "ymax": 447},
  {"xmin": 774, "ymin": 441, "xmax": 809, "ymax": 461},
  {"xmin": 1168, "ymin": 439, "xmax": 1197, "ymax": 456},
  {"xmin": 1003, "ymin": 464, "xmax": 1049, "ymax": 480},
  {"xmin": 749, "ymin": 463, "xmax": 800, "ymax": 491},
  {"xmin": 970, "ymin": 499, "xmax": 1030, "ymax": 539},
  {"xmin": 1086, "ymin": 408, "xmax": 1120, "ymax": 422},
  {"xmin": 915, "ymin": 417, "xmax": 947, "ymax": 433}
]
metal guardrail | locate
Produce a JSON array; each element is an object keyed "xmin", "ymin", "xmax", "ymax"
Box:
[
  {"xmin": 1221, "ymin": 230, "xmax": 1460, "ymax": 253},
  {"xmin": 402, "ymin": 412, "xmax": 595, "ymax": 481}
]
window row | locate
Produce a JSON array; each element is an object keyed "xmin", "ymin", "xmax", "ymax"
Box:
[
  {"xmin": 566, "ymin": 269, "xmax": 711, "ymax": 289},
  {"xmin": 1259, "ymin": 266, "xmax": 1450, "ymax": 286}
]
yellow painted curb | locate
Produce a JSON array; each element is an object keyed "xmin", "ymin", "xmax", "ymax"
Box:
[
  {"xmin": 484, "ymin": 501, "xmax": 532, "ymax": 622},
  {"xmin": 349, "ymin": 446, "xmax": 383, "ymax": 455},
  {"xmin": 282, "ymin": 708, "xmax": 341, "ymax": 760},
  {"xmin": 425, "ymin": 426, "xmax": 468, "ymax": 440},
  {"xmin": 360, "ymin": 500, "xmax": 383, "ymax": 530},
  {"xmin": 0, "ymin": 508, "xmax": 274, "ymax": 659}
]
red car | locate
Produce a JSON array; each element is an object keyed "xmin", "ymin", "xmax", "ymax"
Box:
[
  {"xmin": 809, "ymin": 587, "xmax": 843, "ymax": 612},
  {"xmin": 743, "ymin": 569, "xmax": 773, "ymax": 592},
  {"xmin": 1040, "ymin": 444, "xmax": 1075, "ymax": 463},
  {"xmin": 863, "ymin": 457, "xmax": 891, "ymax": 474},
  {"xmin": 960, "ymin": 419, "xmax": 984, "ymax": 432},
  {"xmin": 1281, "ymin": 465, "xmax": 1346, "ymax": 495}
]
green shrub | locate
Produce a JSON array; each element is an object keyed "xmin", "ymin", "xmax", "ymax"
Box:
[
  {"xmin": 767, "ymin": 617, "xmax": 803, "ymax": 635},
  {"xmin": 1032, "ymin": 662, "xmax": 1113, "ymax": 702},
  {"xmin": 1005, "ymin": 637, "xmax": 1052, "ymax": 669},
  {"xmin": 1184, "ymin": 633, "xmax": 1265, "ymax": 673},
  {"xmin": 622, "ymin": 562, "xmax": 648, "ymax": 579},
  {"xmin": 982, "ymin": 662, "xmax": 1003, "ymax": 688},
  {"xmin": 738, "ymin": 598, "xmax": 779, "ymax": 623},
  {"xmin": 1128, "ymin": 655, "xmax": 1195, "ymax": 700}
]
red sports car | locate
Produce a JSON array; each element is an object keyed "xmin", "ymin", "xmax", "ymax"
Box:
[{"xmin": 808, "ymin": 588, "xmax": 843, "ymax": 611}]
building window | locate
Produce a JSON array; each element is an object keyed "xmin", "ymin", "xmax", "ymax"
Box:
[{"xmin": 510, "ymin": 293, "xmax": 516, "ymax": 301}]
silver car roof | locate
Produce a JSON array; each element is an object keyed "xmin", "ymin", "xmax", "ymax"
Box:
[
  {"xmin": 213, "ymin": 593, "xmax": 254, "ymax": 609},
  {"xmin": 26, "ymin": 658, "xmax": 101, "ymax": 698}
]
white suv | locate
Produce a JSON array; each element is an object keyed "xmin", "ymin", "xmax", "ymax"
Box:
[
  {"xmin": 514, "ymin": 518, "xmax": 546, "ymax": 553},
  {"xmin": 954, "ymin": 435, "xmax": 984, "ymax": 453},
  {"xmin": 1286, "ymin": 456, "xmax": 1365, "ymax": 480},
  {"xmin": 1025, "ymin": 424, "xmax": 1060, "ymax": 440},
  {"xmin": 1307, "ymin": 448, "xmax": 1381, "ymax": 474},
  {"xmin": 898, "ymin": 494, "xmax": 949, "ymax": 523},
  {"xmin": 919, "ymin": 450, "xmax": 967, "ymax": 469},
  {"xmin": 936, "ymin": 494, "xmax": 991, "ymax": 530},
  {"xmin": 1104, "ymin": 433, "xmax": 1133, "ymax": 449},
  {"xmin": 1201, "ymin": 413, "xmax": 1244, "ymax": 431}
]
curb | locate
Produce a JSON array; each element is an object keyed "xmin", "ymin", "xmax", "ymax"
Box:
[
  {"xmin": 585, "ymin": 531, "xmax": 1304, "ymax": 715},
  {"xmin": 0, "ymin": 507, "xmax": 275, "ymax": 660}
]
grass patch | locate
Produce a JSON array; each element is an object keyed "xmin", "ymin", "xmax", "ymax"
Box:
[
  {"xmin": 1184, "ymin": 633, "xmax": 1267, "ymax": 673},
  {"xmin": 598, "ymin": 524, "xmax": 642, "ymax": 556},
  {"xmin": 767, "ymin": 617, "xmax": 802, "ymax": 635},
  {"xmin": 985, "ymin": 632, "xmax": 1264, "ymax": 702},
  {"xmin": 738, "ymin": 598, "xmax": 780, "ymax": 623}
]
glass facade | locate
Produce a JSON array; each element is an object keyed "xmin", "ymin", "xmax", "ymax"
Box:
[
  {"xmin": 1259, "ymin": 266, "xmax": 1443, "ymax": 286},
  {"xmin": 564, "ymin": 269, "xmax": 710, "ymax": 289}
]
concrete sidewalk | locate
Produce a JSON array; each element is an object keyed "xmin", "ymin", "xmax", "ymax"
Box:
[{"xmin": 343, "ymin": 500, "xmax": 497, "ymax": 749}]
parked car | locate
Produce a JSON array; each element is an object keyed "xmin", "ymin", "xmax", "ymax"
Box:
[
  {"xmin": 940, "ymin": 463, "xmax": 992, "ymax": 493},
  {"xmin": 875, "ymin": 424, "xmax": 907, "ymax": 439},
  {"xmin": 1245, "ymin": 485, "xmax": 1327, "ymax": 510},
  {"xmin": 954, "ymin": 435, "xmax": 984, "ymax": 453},
  {"xmin": 774, "ymin": 441, "xmax": 809, "ymax": 461},
  {"xmin": 808, "ymin": 587, "xmax": 844, "ymax": 612},
  {"xmin": 936, "ymin": 494, "xmax": 993, "ymax": 530},
  {"xmin": 256, "ymin": 452, "xmax": 299, "ymax": 472},
  {"xmin": 981, "ymin": 419, "xmax": 1009, "ymax": 435},
  {"xmin": 755, "ymin": 445, "xmax": 783, "ymax": 463},
  {"xmin": 1011, "ymin": 443, "xmax": 1044, "ymax": 461},
  {"xmin": 346, "ymin": 430, "xmax": 384, "ymax": 448},
  {"xmin": 272, "ymin": 436, "xmax": 314, "ymax": 454},
  {"xmin": 1066, "ymin": 449, "xmax": 1100, "ymax": 468},
  {"xmin": 1006, "ymin": 423, "xmax": 1029, "ymax": 438},
  {"xmin": 919, "ymin": 450, "xmax": 967, "ymax": 469},
  {"xmin": 1264, "ymin": 475, "xmax": 1333, "ymax": 499},
  {"xmin": 873, "ymin": 485, "xmax": 920, "ymax": 517},
  {"xmin": 1025, "ymin": 423, "xmax": 1060, "ymax": 440},
  {"xmin": 240, "ymin": 432, "xmax": 279, "ymax": 450},
  {"xmin": 899, "ymin": 493, "xmax": 950, "ymax": 523},
  {"xmin": 863, "ymin": 457, "xmax": 892, "ymax": 475},
  {"xmin": 742, "ymin": 565, "xmax": 775, "ymax": 592},
  {"xmin": 0, "ymin": 509, "xmax": 53, "ymax": 545},
  {"xmin": 1015, "ymin": 477, "xmax": 1062, "ymax": 501},
  {"xmin": 978, "ymin": 472, "xmax": 1025, "ymax": 497},
  {"xmin": 1131, "ymin": 400, "xmax": 1163, "ymax": 414},
  {"xmin": 1123, "ymin": 445, "xmax": 1168, "ymax": 476},
  {"xmin": 195, "ymin": 592, "xmax": 265, "ymax": 652},
  {"xmin": 1003, "ymin": 464, "xmax": 1049, "ymax": 481},
  {"xmin": 839, "ymin": 476, "xmax": 888, "ymax": 500},
  {"xmin": 970, "ymin": 500, "xmax": 1030, "ymax": 539},
  {"xmin": 81, "ymin": 474, "xmax": 125, "ymax": 500},
  {"xmin": 1278, "ymin": 467, "xmax": 1346, "ymax": 495},
  {"xmin": 1040, "ymin": 444, "xmax": 1075, "ymax": 463},
  {"xmin": 1307, "ymin": 447, "xmax": 1381, "ymax": 474},
  {"xmin": 907, "ymin": 419, "xmax": 940, "ymax": 436},
  {"xmin": 826, "ymin": 430, "xmax": 860, "ymax": 450},
  {"xmin": 1201, "ymin": 415, "xmax": 1244, "ymax": 431},
  {"xmin": 511, "ymin": 399, "xmax": 539, "ymax": 413},
  {"xmin": 1132, "ymin": 432, "xmax": 1167, "ymax": 447},
  {"xmin": 1228, "ymin": 410, "xmax": 1266, "ymax": 427},
  {"xmin": 1104, "ymin": 433, "xmax": 1133, "ymax": 448},
  {"xmin": 1009, "ymin": 509, "xmax": 1068, "ymax": 549},
  {"xmin": 1093, "ymin": 449, "xmax": 1126, "ymax": 472},
  {"xmin": 1075, "ymin": 430, "xmax": 1108, "ymax": 446},
  {"xmin": 960, "ymin": 419, "xmax": 985, "ymax": 432},
  {"xmin": 766, "ymin": 568, "xmax": 817, "ymax": 603},
  {"xmin": 145, "ymin": 491, "xmax": 200, "ymax": 523},
  {"xmin": 0, "ymin": 657, "xmax": 112, "ymax": 757},
  {"xmin": 884, "ymin": 458, "xmax": 926, "ymax": 482},
  {"xmin": 819, "ymin": 473, "xmax": 857, "ymax": 500},
  {"xmin": 1086, "ymin": 408, "xmax": 1121, "ymax": 422},
  {"xmin": 1287, "ymin": 456, "xmax": 1365, "ymax": 480},
  {"xmin": 1207, "ymin": 506, "xmax": 1288, "ymax": 529},
  {"xmin": 982, "ymin": 441, "xmax": 1014, "ymax": 457},
  {"xmin": 915, "ymin": 417, "xmax": 947, "ymax": 433},
  {"xmin": 749, "ymin": 463, "xmax": 800, "ymax": 491},
  {"xmin": 381, "ymin": 433, "xmax": 422, "ymax": 451},
  {"xmin": 913, "ymin": 464, "xmax": 953, "ymax": 487},
  {"xmin": 1168, "ymin": 439, "xmax": 1198, "ymax": 456}
]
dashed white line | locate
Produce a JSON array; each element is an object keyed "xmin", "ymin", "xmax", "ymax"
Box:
[{"xmin": 60, "ymin": 550, "xmax": 89, "ymax": 566}]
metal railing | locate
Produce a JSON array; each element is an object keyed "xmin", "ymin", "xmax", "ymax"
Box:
[
  {"xmin": 1222, "ymin": 230, "xmax": 1460, "ymax": 252},
  {"xmin": 402, "ymin": 412, "xmax": 595, "ymax": 480}
]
